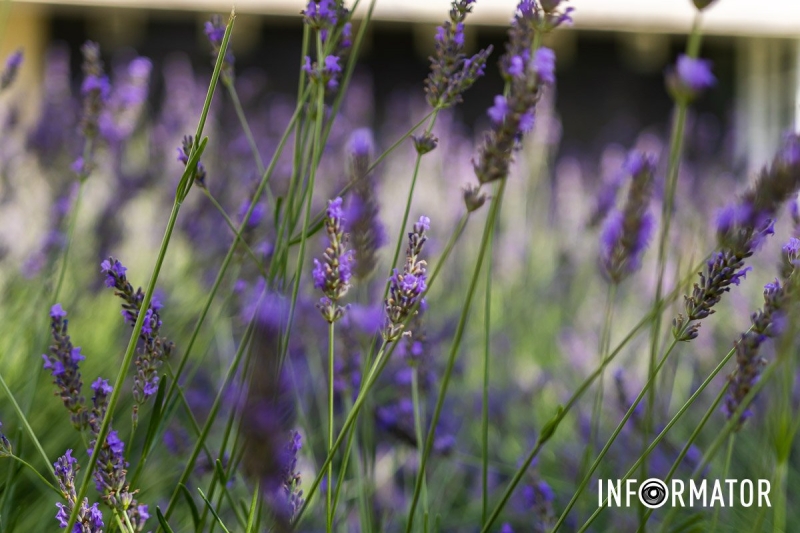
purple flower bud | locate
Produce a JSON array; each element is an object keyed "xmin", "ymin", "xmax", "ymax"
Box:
[
  {"xmin": 676, "ymin": 55, "xmax": 715, "ymax": 91},
  {"xmin": 532, "ymin": 47, "xmax": 556, "ymax": 85},
  {"xmin": 488, "ymin": 95, "xmax": 509, "ymax": 124}
]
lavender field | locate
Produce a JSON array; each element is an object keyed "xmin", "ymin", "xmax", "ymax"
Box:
[{"xmin": 0, "ymin": 0, "xmax": 798, "ymax": 531}]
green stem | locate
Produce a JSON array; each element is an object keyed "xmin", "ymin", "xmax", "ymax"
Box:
[
  {"xmin": 642, "ymin": 12, "xmax": 703, "ymax": 505},
  {"xmin": 406, "ymin": 178, "xmax": 508, "ymax": 532},
  {"xmin": 411, "ymin": 365, "xmax": 429, "ymax": 532},
  {"xmin": 4, "ymin": 454, "xmax": 60, "ymax": 495},
  {"xmin": 480, "ymin": 257, "xmax": 705, "ymax": 533},
  {"xmin": 553, "ymin": 336, "xmax": 682, "ymax": 532},
  {"xmin": 0, "ymin": 371, "xmax": 54, "ymax": 480},
  {"xmin": 202, "ymin": 188, "xmax": 267, "ymax": 278},
  {"xmin": 71, "ymin": 15, "xmax": 236, "ymax": 533},
  {"xmin": 384, "ymin": 111, "xmax": 440, "ymax": 302},
  {"xmin": 580, "ymin": 341, "xmax": 737, "ymax": 532},
  {"xmin": 480, "ymin": 229, "xmax": 493, "ymax": 525},
  {"xmin": 710, "ymin": 434, "xmax": 735, "ymax": 533},
  {"xmin": 294, "ymin": 212, "xmax": 473, "ymax": 528},
  {"xmin": 583, "ymin": 284, "xmax": 616, "ymax": 476},
  {"xmin": 327, "ymin": 321, "xmax": 335, "ymax": 533},
  {"xmin": 163, "ymin": 319, "xmax": 256, "ymax": 521},
  {"xmin": 774, "ymin": 459, "xmax": 787, "ymax": 533}
]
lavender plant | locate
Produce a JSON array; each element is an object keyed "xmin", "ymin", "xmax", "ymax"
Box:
[{"xmin": 6, "ymin": 1, "xmax": 800, "ymax": 532}]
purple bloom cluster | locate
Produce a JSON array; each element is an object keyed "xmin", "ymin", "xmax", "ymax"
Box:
[
  {"xmin": 177, "ymin": 134, "xmax": 208, "ymax": 188},
  {"xmin": 473, "ymin": 2, "xmax": 567, "ymax": 185},
  {"xmin": 667, "ymin": 54, "xmax": 716, "ymax": 102},
  {"xmin": 384, "ymin": 216, "xmax": 430, "ymax": 341},
  {"xmin": 42, "ymin": 304, "xmax": 88, "ymax": 430},
  {"xmin": 204, "ymin": 14, "xmax": 235, "ymax": 83},
  {"xmin": 424, "ymin": 0, "xmax": 492, "ymax": 109},
  {"xmin": 98, "ymin": 57, "xmax": 152, "ymax": 144},
  {"xmin": 75, "ymin": 41, "xmax": 110, "ymax": 180},
  {"xmin": 54, "ymin": 450, "xmax": 105, "ymax": 532},
  {"xmin": 723, "ymin": 245, "xmax": 798, "ymax": 429},
  {"xmin": 87, "ymin": 379, "xmax": 149, "ymax": 531},
  {"xmin": 0, "ymin": 49, "xmax": 23, "ymax": 91},
  {"xmin": 100, "ymin": 257, "xmax": 174, "ymax": 406},
  {"xmin": 274, "ymin": 431, "xmax": 305, "ymax": 523},
  {"xmin": 345, "ymin": 129, "xmax": 387, "ymax": 279},
  {"xmin": 302, "ymin": 0, "xmax": 352, "ymax": 92},
  {"xmin": 314, "ymin": 197, "xmax": 356, "ymax": 322},
  {"xmin": 675, "ymin": 134, "xmax": 800, "ymax": 340},
  {"xmin": 599, "ymin": 151, "xmax": 657, "ymax": 283}
]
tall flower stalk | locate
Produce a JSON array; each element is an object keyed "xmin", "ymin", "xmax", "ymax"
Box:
[
  {"xmin": 642, "ymin": 4, "xmax": 715, "ymax": 494},
  {"xmin": 63, "ymin": 11, "xmax": 235, "ymax": 532}
]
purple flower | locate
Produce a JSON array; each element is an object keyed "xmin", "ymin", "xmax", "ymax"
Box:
[
  {"xmin": 668, "ymin": 54, "xmax": 716, "ymax": 101},
  {"xmin": 54, "ymin": 450, "xmax": 105, "ymax": 532},
  {"xmin": 100, "ymin": 257, "xmax": 173, "ymax": 406},
  {"xmin": 508, "ymin": 55, "xmax": 525, "ymax": 77},
  {"xmin": 100, "ymin": 258, "xmax": 127, "ymax": 288},
  {"xmin": 1, "ymin": 49, "xmax": 23, "ymax": 90},
  {"xmin": 384, "ymin": 217, "xmax": 430, "ymax": 341},
  {"xmin": 349, "ymin": 128, "xmax": 374, "ymax": 158},
  {"xmin": 204, "ymin": 20, "xmax": 225, "ymax": 44},
  {"xmin": 488, "ymin": 95, "xmax": 509, "ymax": 124},
  {"xmin": 425, "ymin": 0, "xmax": 492, "ymax": 108},
  {"xmin": 43, "ymin": 307, "xmax": 88, "ymax": 430},
  {"xmin": 313, "ymin": 197, "xmax": 356, "ymax": 322},
  {"xmin": 50, "ymin": 303, "xmax": 67, "ymax": 319},
  {"xmin": 532, "ymin": 47, "xmax": 556, "ymax": 85},
  {"xmin": 600, "ymin": 151, "xmax": 657, "ymax": 283},
  {"xmin": 324, "ymin": 55, "xmax": 341, "ymax": 74}
]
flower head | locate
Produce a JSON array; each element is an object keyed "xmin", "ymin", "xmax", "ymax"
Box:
[
  {"xmin": 667, "ymin": 54, "xmax": 716, "ymax": 102},
  {"xmin": 384, "ymin": 217, "xmax": 430, "ymax": 341},
  {"xmin": 43, "ymin": 305, "xmax": 88, "ymax": 430},
  {"xmin": 314, "ymin": 198, "xmax": 356, "ymax": 322},
  {"xmin": 424, "ymin": 0, "xmax": 492, "ymax": 108}
]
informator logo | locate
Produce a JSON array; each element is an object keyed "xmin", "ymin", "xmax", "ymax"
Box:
[{"xmin": 599, "ymin": 478, "xmax": 772, "ymax": 509}]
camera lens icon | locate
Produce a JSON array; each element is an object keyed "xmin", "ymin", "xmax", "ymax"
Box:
[{"xmin": 638, "ymin": 478, "xmax": 668, "ymax": 509}]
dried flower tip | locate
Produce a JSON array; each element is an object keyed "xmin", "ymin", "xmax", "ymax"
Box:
[
  {"xmin": 413, "ymin": 132, "xmax": 438, "ymax": 155},
  {"xmin": 463, "ymin": 184, "xmax": 488, "ymax": 212}
]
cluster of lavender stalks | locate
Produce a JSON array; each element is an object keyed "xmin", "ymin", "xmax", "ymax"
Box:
[{"xmin": 4, "ymin": 0, "xmax": 800, "ymax": 531}]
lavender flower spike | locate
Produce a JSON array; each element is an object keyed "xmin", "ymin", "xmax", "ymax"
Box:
[
  {"xmin": 100, "ymin": 257, "xmax": 174, "ymax": 410},
  {"xmin": 43, "ymin": 304, "xmax": 88, "ymax": 430},
  {"xmin": 314, "ymin": 197, "xmax": 355, "ymax": 322},
  {"xmin": 599, "ymin": 151, "xmax": 657, "ymax": 283},
  {"xmin": 87, "ymin": 379, "xmax": 149, "ymax": 531},
  {"xmin": 425, "ymin": 0, "xmax": 492, "ymax": 109},
  {"xmin": 205, "ymin": 14, "xmax": 234, "ymax": 83},
  {"xmin": 345, "ymin": 129, "xmax": 387, "ymax": 279},
  {"xmin": 54, "ymin": 450, "xmax": 105, "ymax": 532},
  {"xmin": 724, "ymin": 244, "xmax": 799, "ymax": 430},
  {"xmin": 474, "ymin": 1, "xmax": 563, "ymax": 184},
  {"xmin": 75, "ymin": 41, "xmax": 110, "ymax": 180},
  {"xmin": 0, "ymin": 49, "xmax": 23, "ymax": 91},
  {"xmin": 675, "ymin": 133, "xmax": 800, "ymax": 340},
  {"xmin": 384, "ymin": 216, "xmax": 430, "ymax": 341}
]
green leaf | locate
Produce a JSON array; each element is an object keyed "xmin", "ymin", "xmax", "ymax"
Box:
[
  {"xmin": 156, "ymin": 507, "xmax": 176, "ymax": 533},
  {"xmin": 179, "ymin": 483, "xmax": 200, "ymax": 530},
  {"xmin": 141, "ymin": 375, "xmax": 167, "ymax": 459},
  {"xmin": 198, "ymin": 488, "xmax": 232, "ymax": 533}
]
